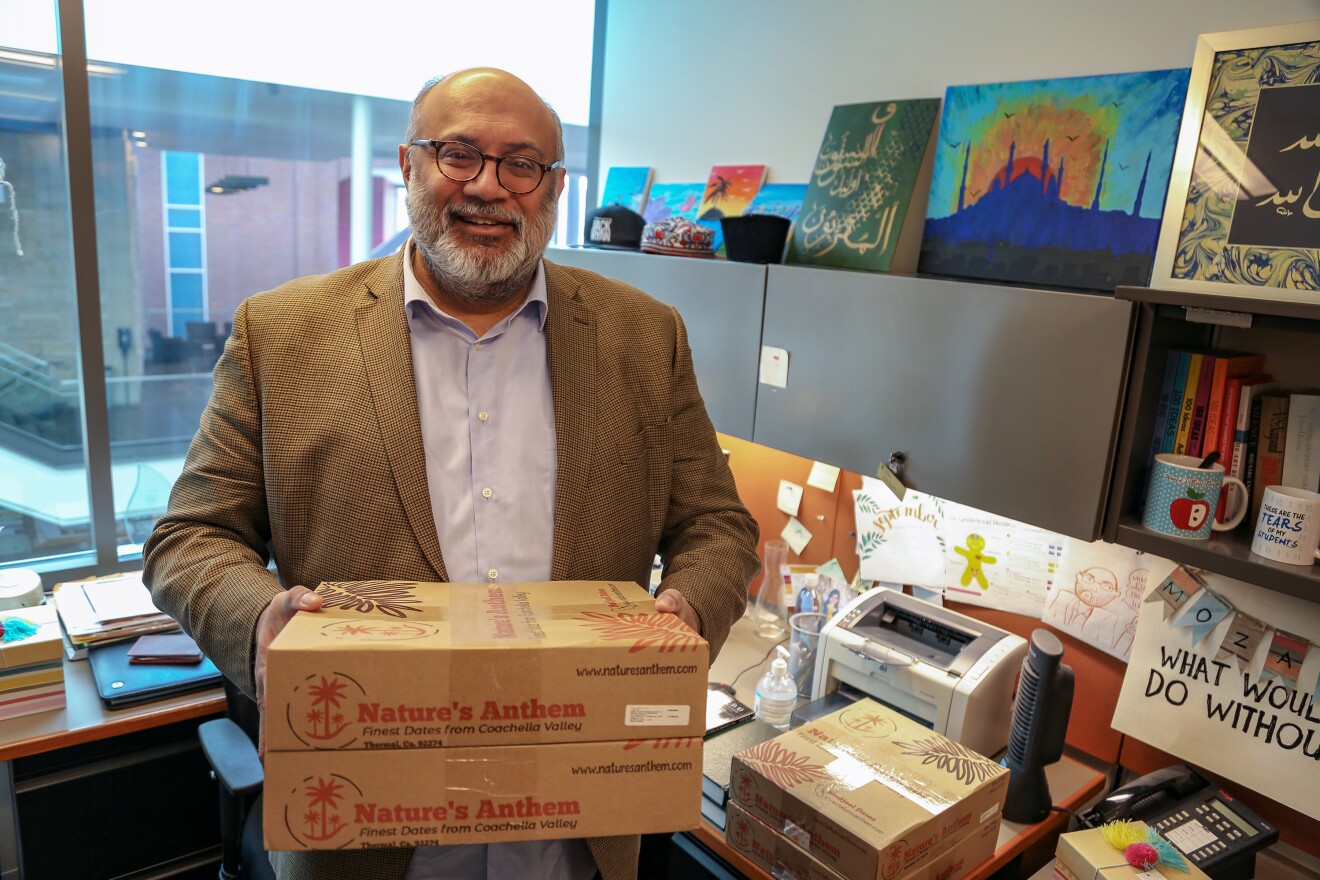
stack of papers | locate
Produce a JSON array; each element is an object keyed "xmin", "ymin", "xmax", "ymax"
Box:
[{"xmin": 51, "ymin": 572, "xmax": 179, "ymax": 660}]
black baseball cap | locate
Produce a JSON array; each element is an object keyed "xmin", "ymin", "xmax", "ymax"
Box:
[{"xmin": 582, "ymin": 204, "xmax": 645, "ymax": 250}]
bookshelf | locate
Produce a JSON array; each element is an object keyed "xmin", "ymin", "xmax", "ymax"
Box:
[{"xmin": 1105, "ymin": 286, "xmax": 1320, "ymax": 603}]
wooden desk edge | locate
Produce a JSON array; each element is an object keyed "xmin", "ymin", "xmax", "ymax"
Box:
[
  {"xmin": 693, "ymin": 760, "xmax": 1105, "ymax": 880},
  {"xmin": 0, "ymin": 690, "xmax": 225, "ymax": 763}
]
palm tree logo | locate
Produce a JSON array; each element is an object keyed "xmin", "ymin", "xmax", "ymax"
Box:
[
  {"xmin": 303, "ymin": 675, "xmax": 351, "ymax": 741},
  {"xmin": 301, "ymin": 775, "xmax": 348, "ymax": 842},
  {"xmin": 840, "ymin": 706, "xmax": 898, "ymax": 738}
]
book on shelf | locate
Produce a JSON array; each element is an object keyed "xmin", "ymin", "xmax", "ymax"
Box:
[
  {"xmin": 1280, "ymin": 390, "xmax": 1320, "ymax": 493},
  {"xmin": 1201, "ymin": 353, "xmax": 1268, "ymax": 457},
  {"xmin": 1161, "ymin": 350, "xmax": 1192, "ymax": 454},
  {"xmin": 1218, "ymin": 373, "xmax": 1272, "ymax": 472},
  {"xmin": 1147, "ymin": 350, "xmax": 1182, "ymax": 468},
  {"xmin": 1173, "ymin": 353, "xmax": 1204, "ymax": 454},
  {"xmin": 1230, "ymin": 378, "xmax": 1278, "ymax": 482},
  {"xmin": 1185, "ymin": 352, "xmax": 1217, "ymax": 456},
  {"xmin": 1248, "ymin": 392, "xmax": 1291, "ymax": 525}
]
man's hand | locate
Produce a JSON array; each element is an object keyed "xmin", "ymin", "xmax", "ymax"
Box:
[
  {"xmin": 655, "ymin": 588, "xmax": 701, "ymax": 635},
  {"xmin": 254, "ymin": 586, "xmax": 322, "ymax": 759}
]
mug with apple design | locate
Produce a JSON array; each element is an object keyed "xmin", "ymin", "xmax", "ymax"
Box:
[{"xmin": 1142, "ymin": 453, "xmax": 1248, "ymax": 540}]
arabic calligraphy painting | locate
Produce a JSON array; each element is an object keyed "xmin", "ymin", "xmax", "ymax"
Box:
[
  {"xmin": 787, "ymin": 99, "xmax": 940, "ymax": 272},
  {"xmin": 918, "ymin": 69, "xmax": 1189, "ymax": 292},
  {"xmin": 1164, "ymin": 32, "xmax": 1320, "ymax": 292}
]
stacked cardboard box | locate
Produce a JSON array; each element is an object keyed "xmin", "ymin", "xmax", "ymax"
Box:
[
  {"xmin": 0, "ymin": 603, "xmax": 66, "ymax": 720},
  {"xmin": 725, "ymin": 698, "xmax": 1006, "ymax": 880},
  {"xmin": 263, "ymin": 580, "xmax": 707, "ymax": 851}
]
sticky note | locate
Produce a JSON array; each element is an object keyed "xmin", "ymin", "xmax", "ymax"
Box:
[
  {"xmin": 759, "ymin": 346, "xmax": 789, "ymax": 388},
  {"xmin": 781, "ymin": 516, "xmax": 812, "ymax": 555},
  {"xmin": 806, "ymin": 462, "xmax": 840, "ymax": 493},
  {"xmin": 777, "ymin": 480, "xmax": 803, "ymax": 516}
]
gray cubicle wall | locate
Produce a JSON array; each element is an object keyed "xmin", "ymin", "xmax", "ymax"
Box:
[
  {"xmin": 547, "ymin": 247, "xmax": 766, "ymax": 440},
  {"xmin": 753, "ymin": 266, "xmax": 1135, "ymax": 540}
]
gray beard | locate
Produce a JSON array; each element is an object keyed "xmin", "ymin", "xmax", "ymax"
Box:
[{"xmin": 407, "ymin": 182, "xmax": 557, "ymax": 307}]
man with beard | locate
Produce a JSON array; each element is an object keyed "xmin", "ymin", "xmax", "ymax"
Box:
[{"xmin": 143, "ymin": 68, "xmax": 759, "ymax": 880}]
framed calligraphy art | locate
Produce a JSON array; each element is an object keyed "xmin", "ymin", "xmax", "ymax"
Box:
[
  {"xmin": 918, "ymin": 69, "xmax": 1190, "ymax": 293},
  {"xmin": 786, "ymin": 98, "xmax": 940, "ymax": 274},
  {"xmin": 1151, "ymin": 20, "xmax": 1320, "ymax": 303}
]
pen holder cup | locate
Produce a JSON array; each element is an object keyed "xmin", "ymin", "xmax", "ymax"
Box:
[{"xmin": 788, "ymin": 612, "xmax": 826, "ymax": 698}]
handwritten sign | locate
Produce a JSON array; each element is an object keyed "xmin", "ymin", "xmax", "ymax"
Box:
[{"xmin": 1113, "ymin": 558, "xmax": 1320, "ymax": 817}]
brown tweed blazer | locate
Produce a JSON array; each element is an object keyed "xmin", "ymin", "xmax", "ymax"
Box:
[{"xmin": 143, "ymin": 252, "xmax": 760, "ymax": 880}]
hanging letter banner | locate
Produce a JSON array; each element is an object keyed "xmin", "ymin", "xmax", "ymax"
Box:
[{"xmin": 1114, "ymin": 558, "xmax": 1320, "ymax": 817}]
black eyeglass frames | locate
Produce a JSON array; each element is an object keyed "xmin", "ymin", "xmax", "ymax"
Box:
[{"xmin": 409, "ymin": 140, "xmax": 563, "ymax": 194}]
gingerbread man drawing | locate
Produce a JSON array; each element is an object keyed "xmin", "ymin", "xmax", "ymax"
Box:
[{"xmin": 954, "ymin": 533, "xmax": 997, "ymax": 590}]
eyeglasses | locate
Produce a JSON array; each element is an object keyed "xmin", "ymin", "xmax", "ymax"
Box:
[{"xmin": 409, "ymin": 140, "xmax": 563, "ymax": 194}]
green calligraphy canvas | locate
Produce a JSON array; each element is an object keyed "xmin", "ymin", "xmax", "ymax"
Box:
[{"xmin": 787, "ymin": 98, "xmax": 941, "ymax": 273}]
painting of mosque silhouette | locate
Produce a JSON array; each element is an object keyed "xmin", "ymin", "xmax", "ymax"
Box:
[{"xmin": 919, "ymin": 68, "xmax": 1190, "ymax": 292}]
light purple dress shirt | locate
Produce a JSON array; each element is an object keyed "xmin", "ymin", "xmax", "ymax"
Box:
[{"xmin": 401, "ymin": 244, "xmax": 595, "ymax": 880}]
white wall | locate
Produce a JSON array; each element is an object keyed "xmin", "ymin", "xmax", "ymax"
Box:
[{"xmin": 598, "ymin": 0, "xmax": 1319, "ymax": 184}]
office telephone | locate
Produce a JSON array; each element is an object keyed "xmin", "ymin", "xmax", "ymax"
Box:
[{"xmin": 1079, "ymin": 764, "xmax": 1277, "ymax": 880}]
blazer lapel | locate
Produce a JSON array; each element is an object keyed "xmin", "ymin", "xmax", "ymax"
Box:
[
  {"xmin": 544, "ymin": 261, "xmax": 597, "ymax": 581},
  {"xmin": 355, "ymin": 252, "xmax": 448, "ymax": 580}
]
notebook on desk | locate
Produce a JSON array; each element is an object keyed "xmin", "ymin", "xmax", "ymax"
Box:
[{"xmin": 88, "ymin": 638, "xmax": 223, "ymax": 708}]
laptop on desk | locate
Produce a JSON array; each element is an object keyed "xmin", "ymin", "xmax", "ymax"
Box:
[{"xmin": 88, "ymin": 639, "xmax": 223, "ymax": 708}]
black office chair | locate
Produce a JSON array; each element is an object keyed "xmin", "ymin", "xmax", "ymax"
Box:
[{"xmin": 198, "ymin": 679, "xmax": 275, "ymax": 880}]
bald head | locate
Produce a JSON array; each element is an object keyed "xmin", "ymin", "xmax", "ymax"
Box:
[{"xmin": 405, "ymin": 68, "xmax": 564, "ymax": 163}]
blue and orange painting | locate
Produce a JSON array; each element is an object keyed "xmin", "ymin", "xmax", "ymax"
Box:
[
  {"xmin": 919, "ymin": 68, "xmax": 1190, "ymax": 292},
  {"xmin": 642, "ymin": 182, "xmax": 706, "ymax": 224}
]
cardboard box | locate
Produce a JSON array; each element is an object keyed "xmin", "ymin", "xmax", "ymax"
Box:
[
  {"xmin": 264, "ymin": 736, "xmax": 702, "ymax": 850},
  {"xmin": 266, "ymin": 580, "xmax": 708, "ymax": 751},
  {"xmin": 1055, "ymin": 824, "xmax": 1213, "ymax": 880},
  {"xmin": 726, "ymin": 800, "xmax": 997, "ymax": 880},
  {"xmin": 730, "ymin": 698, "xmax": 1007, "ymax": 880},
  {"xmin": 0, "ymin": 603, "xmax": 64, "ymax": 670}
]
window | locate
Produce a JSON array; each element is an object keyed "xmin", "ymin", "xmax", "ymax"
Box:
[{"xmin": 0, "ymin": 0, "xmax": 600, "ymax": 576}]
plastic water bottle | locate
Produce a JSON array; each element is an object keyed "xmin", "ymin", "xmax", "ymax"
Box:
[{"xmin": 754, "ymin": 657, "xmax": 797, "ymax": 730}]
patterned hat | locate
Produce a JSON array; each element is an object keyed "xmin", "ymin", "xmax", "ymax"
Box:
[
  {"xmin": 640, "ymin": 216, "xmax": 714, "ymax": 258},
  {"xmin": 582, "ymin": 204, "xmax": 645, "ymax": 250}
]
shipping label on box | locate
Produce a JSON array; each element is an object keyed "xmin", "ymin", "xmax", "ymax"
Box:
[
  {"xmin": 266, "ymin": 580, "xmax": 708, "ymax": 751},
  {"xmin": 726, "ymin": 800, "xmax": 997, "ymax": 880},
  {"xmin": 730, "ymin": 698, "xmax": 1007, "ymax": 880},
  {"xmin": 1056, "ymin": 825, "xmax": 1212, "ymax": 880},
  {"xmin": 264, "ymin": 736, "xmax": 702, "ymax": 850}
]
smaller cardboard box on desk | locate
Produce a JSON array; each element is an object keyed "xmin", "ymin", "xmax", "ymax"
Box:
[
  {"xmin": 263, "ymin": 580, "xmax": 708, "ymax": 851},
  {"xmin": 1054, "ymin": 824, "xmax": 1212, "ymax": 880},
  {"xmin": 727, "ymin": 698, "xmax": 1007, "ymax": 880},
  {"xmin": 0, "ymin": 603, "xmax": 67, "ymax": 721}
]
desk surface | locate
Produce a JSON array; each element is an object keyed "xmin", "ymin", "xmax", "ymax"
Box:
[
  {"xmin": 700, "ymin": 614, "xmax": 1106, "ymax": 880},
  {"xmin": 0, "ymin": 653, "xmax": 224, "ymax": 763}
]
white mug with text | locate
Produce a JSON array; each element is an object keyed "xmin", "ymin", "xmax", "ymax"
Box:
[{"xmin": 1250, "ymin": 485, "xmax": 1320, "ymax": 567}]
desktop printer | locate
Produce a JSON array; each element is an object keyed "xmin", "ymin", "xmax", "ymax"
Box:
[{"xmin": 810, "ymin": 587, "xmax": 1027, "ymax": 758}]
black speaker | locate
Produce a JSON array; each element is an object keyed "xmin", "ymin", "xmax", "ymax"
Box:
[{"xmin": 1002, "ymin": 629, "xmax": 1074, "ymax": 823}]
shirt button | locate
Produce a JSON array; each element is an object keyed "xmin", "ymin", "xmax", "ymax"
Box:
[
  {"xmin": 477, "ymin": 411, "xmax": 489, "ymax": 422},
  {"xmin": 474, "ymin": 342, "xmax": 483, "ymax": 350},
  {"xmin": 487, "ymin": 568, "xmax": 499, "ymax": 580},
  {"xmin": 481, "ymin": 487, "xmax": 493, "ymax": 499}
]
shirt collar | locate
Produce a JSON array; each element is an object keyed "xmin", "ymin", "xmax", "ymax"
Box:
[{"xmin": 402, "ymin": 238, "xmax": 548, "ymax": 335}]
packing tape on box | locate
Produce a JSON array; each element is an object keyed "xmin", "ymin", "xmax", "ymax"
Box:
[{"xmin": 0, "ymin": 569, "xmax": 43, "ymax": 611}]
